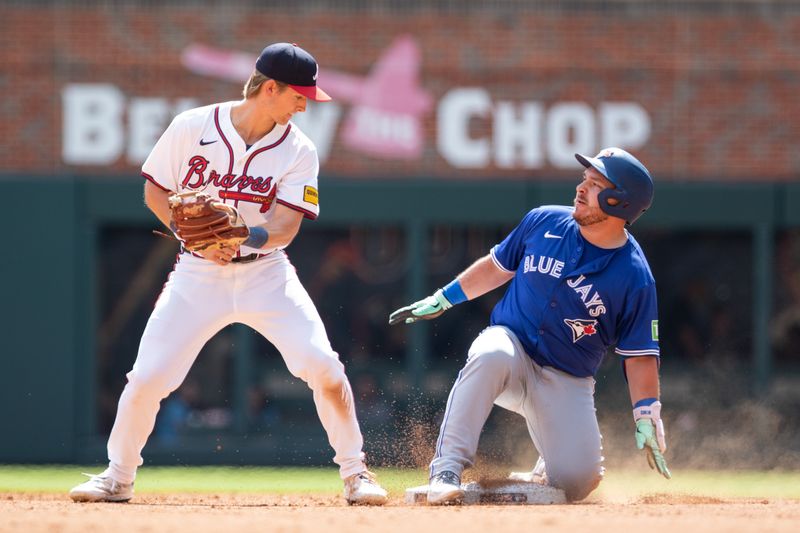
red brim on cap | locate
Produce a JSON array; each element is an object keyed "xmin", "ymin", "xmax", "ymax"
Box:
[{"xmin": 289, "ymin": 84, "xmax": 332, "ymax": 102}]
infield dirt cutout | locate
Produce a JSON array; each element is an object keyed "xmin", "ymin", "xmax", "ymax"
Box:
[{"xmin": 2, "ymin": 492, "xmax": 799, "ymax": 533}]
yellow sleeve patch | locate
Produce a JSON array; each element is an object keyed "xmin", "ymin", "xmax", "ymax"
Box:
[{"xmin": 303, "ymin": 186, "xmax": 319, "ymax": 206}]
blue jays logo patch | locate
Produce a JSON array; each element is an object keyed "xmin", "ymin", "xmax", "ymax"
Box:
[{"xmin": 564, "ymin": 318, "xmax": 598, "ymax": 343}]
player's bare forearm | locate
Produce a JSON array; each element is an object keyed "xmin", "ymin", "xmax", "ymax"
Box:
[
  {"xmin": 457, "ymin": 254, "xmax": 515, "ymax": 300},
  {"xmin": 248, "ymin": 203, "xmax": 304, "ymax": 249},
  {"xmin": 624, "ymin": 356, "xmax": 661, "ymax": 404},
  {"xmin": 627, "ymin": 356, "xmax": 670, "ymax": 478},
  {"xmin": 144, "ymin": 181, "xmax": 173, "ymax": 228}
]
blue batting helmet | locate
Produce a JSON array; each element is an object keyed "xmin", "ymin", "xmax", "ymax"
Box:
[{"xmin": 575, "ymin": 147, "xmax": 654, "ymax": 225}]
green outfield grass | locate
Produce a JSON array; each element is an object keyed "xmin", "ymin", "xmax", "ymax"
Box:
[
  {"xmin": 0, "ymin": 465, "xmax": 425, "ymax": 495},
  {"xmin": 0, "ymin": 465, "xmax": 798, "ymax": 499}
]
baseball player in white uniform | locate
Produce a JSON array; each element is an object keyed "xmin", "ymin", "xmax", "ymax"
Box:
[
  {"xmin": 70, "ymin": 42, "xmax": 388, "ymax": 505},
  {"xmin": 390, "ymin": 148, "xmax": 669, "ymax": 504}
]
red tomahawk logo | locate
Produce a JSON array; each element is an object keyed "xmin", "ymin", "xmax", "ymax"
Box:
[{"xmin": 220, "ymin": 190, "xmax": 275, "ymax": 213}]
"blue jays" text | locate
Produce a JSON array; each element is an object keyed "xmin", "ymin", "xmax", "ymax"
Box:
[
  {"xmin": 523, "ymin": 255, "xmax": 565, "ymax": 278},
  {"xmin": 567, "ymin": 275, "xmax": 607, "ymax": 317}
]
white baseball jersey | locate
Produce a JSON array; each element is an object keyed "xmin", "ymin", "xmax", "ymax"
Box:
[
  {"xmin": 142, "ymin": 101, "xmax": 321, "ymax": 256},
  {"xmin": 100, "ymin": 101, "xmax": 370, "ymax": 486}
]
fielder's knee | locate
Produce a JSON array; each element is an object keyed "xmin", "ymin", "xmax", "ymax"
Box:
[
  {"xmin": 303, "ymin": 353, "xmax": 347, "ymax": 391},
  {"xmin": 123, "ymin": 370, "xmax": 173, "ymax": 405}
]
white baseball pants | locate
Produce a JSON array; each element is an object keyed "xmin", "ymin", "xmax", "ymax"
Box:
[
  {"xmin": 429, "ymin": 325, "xmax": 604, "ymax": 501},
  {"xmin": 105, "ymin": 251, "xmax": 367, "ymax": 483}
]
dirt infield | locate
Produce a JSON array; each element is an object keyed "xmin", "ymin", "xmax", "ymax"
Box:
[{"xmin": 2, "ymin": 493, "xmax": 799, "ymax": 533}]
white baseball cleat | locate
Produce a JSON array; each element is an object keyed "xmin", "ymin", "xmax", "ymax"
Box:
[
  {"xmin": 509, "ymin": 456, "xmax": 548, "ymax": 484},
  {"xmin": 344, "ymin": 471, "xmax": 388, "ymax": 505},
  {"xmin": 427, "ymin": 471, "xmax": 465, "ymax": 505},
  {"xmin": 69, "ymin": 473, "xmax": 134, "ymax": 503}
]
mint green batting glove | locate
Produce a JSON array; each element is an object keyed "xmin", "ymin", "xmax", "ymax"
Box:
[
  {"xmin": 634, "ymin": 418, "xmax": 672, "ymax": 479},
  {"xmin": 634, "ymin": 418, "xmax": 671, "ymax": 479},
  {"xmin": 388, "ymin": 289, "xmax": 453, "ymax": 325}
]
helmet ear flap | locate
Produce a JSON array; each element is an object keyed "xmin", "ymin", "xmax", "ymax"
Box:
[
  {"xmin": 599, "ymin": 187, "xmax": 628, "ymax": 207},
  {"xmin": 598, "ymin": 187, "xmax": 637, "ymax": 224}
]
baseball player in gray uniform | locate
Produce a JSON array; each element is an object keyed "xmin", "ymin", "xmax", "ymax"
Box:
[
  {"xmin": 390, "ymin": 148, "xmax": 670, "ymax": 504},
  {"xmin": 69, "ymin": 42, "xmax": 387, "ymax": 505}
]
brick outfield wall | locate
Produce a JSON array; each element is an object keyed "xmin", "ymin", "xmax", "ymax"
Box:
[{"xmin": 1, "ymin": 5, "xmax": 799, "ymax": 181}]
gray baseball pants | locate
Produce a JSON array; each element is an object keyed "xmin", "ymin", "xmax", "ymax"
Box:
[{"xmin": 429, "ymin": 325, "xmax": 604, "ymax": 501}]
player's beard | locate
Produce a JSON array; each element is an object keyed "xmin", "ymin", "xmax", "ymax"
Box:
[{"xmin": 573, "ymin": 206, "xmax": 609, "ymax": 226}]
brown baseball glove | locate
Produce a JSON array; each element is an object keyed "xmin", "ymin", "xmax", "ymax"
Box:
[{"xmin": 168, "ymin": 191, "xmax": 250, "ymax": 252}]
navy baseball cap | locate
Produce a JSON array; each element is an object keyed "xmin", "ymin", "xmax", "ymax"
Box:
[{"xmin": 255, "ymin": 42, "xmax": 331, "ymax": 102}]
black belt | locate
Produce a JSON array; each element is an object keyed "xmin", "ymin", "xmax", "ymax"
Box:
[
  {"xmin": 180, "ymin": 247, "xmax": 269, "ymax": 264},
  {"xmin": 231, "ymin": 252, "xmax": 268, "ymax": 264}
]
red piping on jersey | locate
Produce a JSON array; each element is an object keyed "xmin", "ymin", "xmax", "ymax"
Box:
[
  {"xmin": 241, "ymin": 124, "xmax": 291, "ymax": 217},
  {"xmin": 142, "ymin": 172, "xmax": 171, "ymax": 192},
  {"xmin": 213, "ymin": 106, "xmax": 235, "ymax": 198},
  {"xmin": 242, "ymin": 124, "xmax": 292, "ymax": 175},
  {"xmin": 214, "ymin": 105, "xmax": 237, "ymax": 255},
  {"xmin": 241, "ymin": 125, "xmax": 302, "ymax": 218},
  {"xmin": 277, "ymin": 198, "xmax": 317, "ymax": 220}
]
